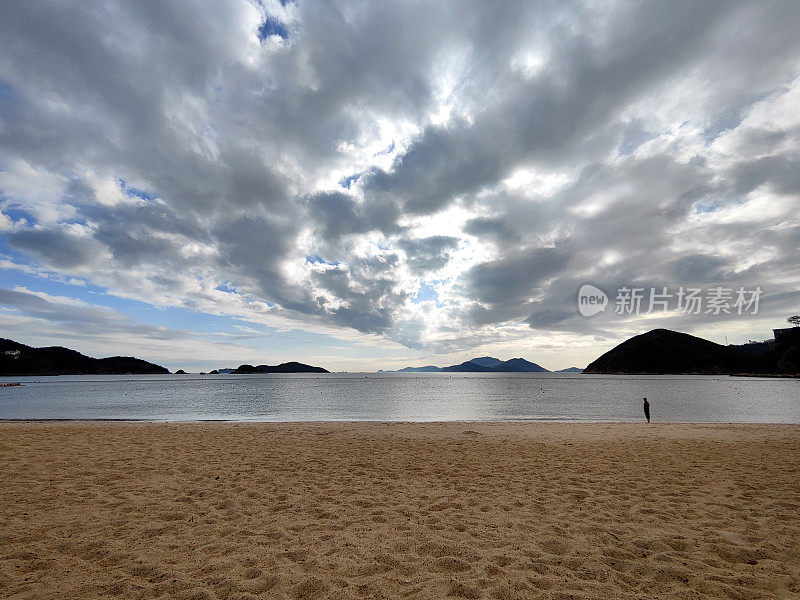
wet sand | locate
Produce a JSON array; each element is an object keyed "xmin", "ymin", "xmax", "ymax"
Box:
[{"xmin": 1, "ymin": 422, "xmax": 798, "ymax": 599}]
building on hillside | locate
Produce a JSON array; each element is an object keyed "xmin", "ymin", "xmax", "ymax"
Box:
[{"xmin": 773, "ymin": 327, "xmax": 800, "ymax": 342}]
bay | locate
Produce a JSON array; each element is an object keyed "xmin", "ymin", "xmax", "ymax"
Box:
[{"xmin": 1, "ymin": 372, "xmax": 798, "ymax": 422}]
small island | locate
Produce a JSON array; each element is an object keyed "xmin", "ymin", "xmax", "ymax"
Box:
[{"xmin": 231, "ymin": 362, "xmax": 329, "ymax": 374}]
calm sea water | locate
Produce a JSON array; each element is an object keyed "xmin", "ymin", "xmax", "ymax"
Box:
[{"xmin": 0, "ymin": 372, "xmax": 798, "ymax": 422}]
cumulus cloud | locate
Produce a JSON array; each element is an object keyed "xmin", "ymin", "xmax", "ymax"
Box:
[{"xmin": 1, "ymin": 0, "xmax": 799, "ymax": 362}]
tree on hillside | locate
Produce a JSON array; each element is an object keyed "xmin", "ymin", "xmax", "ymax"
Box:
[{"xmin": 788, "ymin": 315, "xmax": 800, "ymax": 327}]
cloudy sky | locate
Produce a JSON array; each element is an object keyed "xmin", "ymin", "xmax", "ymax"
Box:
[{"xmin": 1, "ymin": 1, "xmax": 799, "ymax": 372}]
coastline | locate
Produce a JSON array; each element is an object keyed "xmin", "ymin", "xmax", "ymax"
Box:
[{"xmin": 2, "ymin": 422, "xmax": 798, "ymax": 599}]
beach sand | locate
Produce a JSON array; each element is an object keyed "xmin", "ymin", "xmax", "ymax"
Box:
[{"xmin": 1, "ymin": 422, "xmax": 798, "ymax": 599}]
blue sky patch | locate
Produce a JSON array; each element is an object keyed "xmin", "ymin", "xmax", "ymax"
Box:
[
  {"xmin": 258, "ymin": 17, "xmax": 289, "ymax": 41},
  {"xmin": 306, "ymin": 255, "xmax": 339, "ymax": 266},
  {"xmin": 0, "ymin": 79, "xmax": 13, "ymax": 101},
  {"xmin": 375, "ymin": 141, "xmax": 395, "ymax": 156},
  {"xmin": 117, "ymin": 177, "xmax": 159, "ymax": 202},
  {"xmin": 339, "ymin": 173, "xmax": 361, "ymax": 189},
  {"xmin": 413, "ymin": 282, "xmax": 443, "ymax": 307},
  {"xmin": 0, "ymin": 204, "xmax": 36, "ymax": 227},
  {"xmin": 694, "ymin": 199, "xmax": 723, "ymax": 213}
]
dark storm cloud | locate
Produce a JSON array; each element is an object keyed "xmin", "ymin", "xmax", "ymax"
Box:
[
  {"xmin": 397, "ymin": 236, "xmax": 459, "ymax": 273},
  {"xmin": 460, "ymin": 246, "xmax": 572, "ymax": 325},
  {"xmin": 310, "ymin": 264, "xmax": 403, "ymax": 334},
  {"xmin": 463, "ymin": 217, "xmax": 520, "ymax": 244},
  {"xmin": 732, "ymin": 153, "xmax": 800, "ymax": 196},
  {"xmin": 213, "ymin": 212, "xmax": 302, "ymax": 309},
  {"xmin": 7, "ymin": 229, "xmax": 103, "ymax": 269},
  {"xmin": 307, "ymin": 192, "xmax": 400, "ymax": 240},
  {"xmin": 671, "ymin": 254, "xmax": 730, "ymax": 283},
  {"xmin": 1, "ymin": 0, "xmax": 799, "ymax": 350}
]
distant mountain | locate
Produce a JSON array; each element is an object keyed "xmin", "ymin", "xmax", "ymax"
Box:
[
  {"xmin": 232, "ymin": 362, "xmax": 329, "ymax": 374},
  {"xmin": 441, "ymin": 360, "xmax": 493, "ymax": 372},
  {"xmin": 397, "ymin": 365, "xmax": 441, "ymax": 372},
  {"xmin": 556, "ymin": 367, "xmax": 584, "ymax": 373},
  {"xmin": 470, "ymin": 356, "xmax": 503, "ymax": 368},
  {"xmin": 0, "ymin": 338, "xmax": 169, "ymax": 376},
  {"xmin": 583, "ymin": 329, "xmax": 756, "ymax": 374},
  {"xmin": 441, "ymin": 357, "xmax": 549, "ymax": 373},
  {"xmin": 494, "ymin": 358, "xmax": 548, "ymax": 372}
]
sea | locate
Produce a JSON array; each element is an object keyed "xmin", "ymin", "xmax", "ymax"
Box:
[{"xmin": 0, "ymin": 372, "xmax": 798, "ymax": 422}]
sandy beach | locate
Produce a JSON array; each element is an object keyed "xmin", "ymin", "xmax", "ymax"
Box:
[{"xmin": 1, "ymin": 422, "xmax": 798, "ymax": 599}]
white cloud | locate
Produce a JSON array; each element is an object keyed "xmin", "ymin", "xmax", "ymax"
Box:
[{"xmin": 0, "ymin": 159, "xmax": 71, "ymax": 224}]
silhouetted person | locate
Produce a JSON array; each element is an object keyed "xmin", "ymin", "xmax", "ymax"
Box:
[{"xmin": 643, "ymin": 397, "xmax": 650, "ymax": 423}]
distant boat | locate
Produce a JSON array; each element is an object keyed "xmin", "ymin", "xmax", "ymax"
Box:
[{"xmin": 0, "ymin": 382, "xmax": 22, "ymax": 387}]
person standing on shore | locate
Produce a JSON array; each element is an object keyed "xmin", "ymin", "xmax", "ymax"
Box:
[{"xmin": 643, "ymin": 398, "xmax": 650, "ymax": 423}]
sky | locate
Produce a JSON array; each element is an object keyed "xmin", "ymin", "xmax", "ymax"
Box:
[{"xmin": 1, "ymin": 1, "xmax": 799, "ymax": 372}]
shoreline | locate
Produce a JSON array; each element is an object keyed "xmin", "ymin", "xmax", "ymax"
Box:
[{"xmin": 2, "ymin": 422, "xmax": 798, "ymax": 599}]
